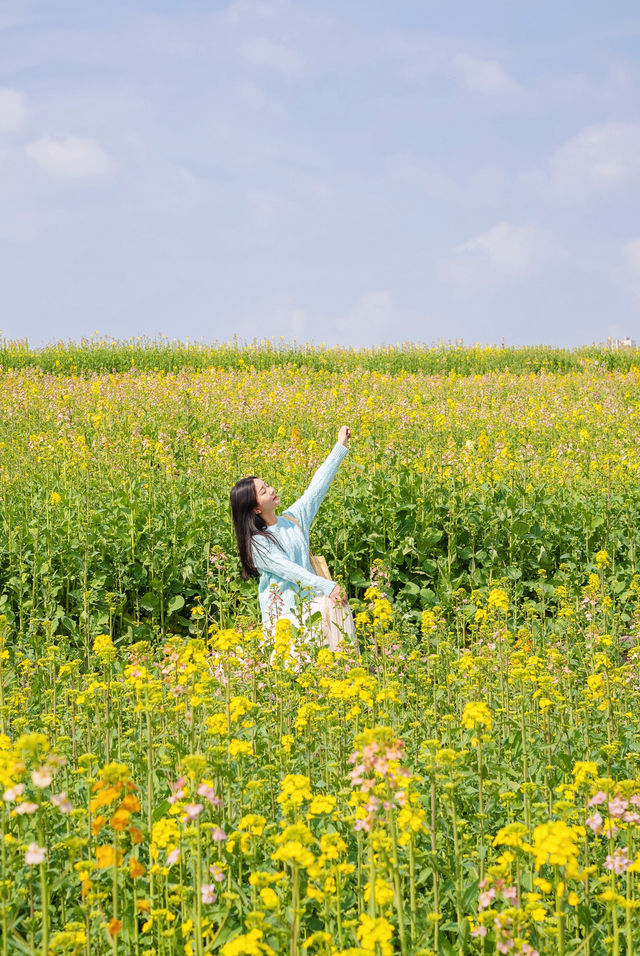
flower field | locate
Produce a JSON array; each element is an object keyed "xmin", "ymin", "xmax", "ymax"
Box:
[{"xmin": 1, "ymin": 342, "xmax": 640, "ymax": 955}]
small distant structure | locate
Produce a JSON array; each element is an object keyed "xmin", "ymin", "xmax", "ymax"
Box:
[{"xmin": 607, "ymin": 336, "xmax": 636, "ymax": 350}]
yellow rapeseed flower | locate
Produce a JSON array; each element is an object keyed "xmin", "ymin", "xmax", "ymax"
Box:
[
  {"xmin": 531, "ymin": 821, "xmax": 579, "ymax": 870},
  {"xmin": 220, "ymin": 928, "xmax": 275, "ymax": 956},
  {"xmin": 461, "ymin": 701, "xmax": 492, "ymax": 731},
  {"xmin": 356, "ymin": 913, "xmax": 394, "ymax": 956}
]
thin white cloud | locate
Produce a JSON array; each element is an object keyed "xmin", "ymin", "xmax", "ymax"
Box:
[
  {"xmin": 453, "ymin": 53, "xmax": 524, "ymax": 97},
  {"xmin": 123, "ymin": 133, "xmax": 216, "ymax": 216},
  {"xmin": 138, "ymin": 165, "xmax": 214, "ymax": 216},
  {"xmin": 444, "ymin": 221, "xmax": 548, "ymax": 285},
  {"xmin": 543, "ymin": 59, "xmax": 635, "ymax": 110},
  {"xmin": 240, "ymin": 36, "xmax": 306, "ymax": 77},
  {"xmin": 531, "ymin": 121, "xmax": 640, "ymax": 202},
  {"xmin": 0, "ymin": 88, "xmax": 28, "ymax": 134},
  {"xmin": 26, "ymin": 135, "xmax": 115, "ymax": 183}
]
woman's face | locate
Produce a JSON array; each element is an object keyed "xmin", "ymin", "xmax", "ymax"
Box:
[{"xmin": 253, "ymin": 477, "xmax": 279, "ymax": 516}]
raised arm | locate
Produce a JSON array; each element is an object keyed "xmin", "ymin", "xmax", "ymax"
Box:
[
  {"xmin": 286, "ymin": 429, "xmax": 350, "ymax": 535},
  {"xmin": 252, "ymin": 535, "xmax": 336, "ymax": 596}
]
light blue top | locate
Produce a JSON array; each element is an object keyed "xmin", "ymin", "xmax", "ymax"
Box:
[{"xmin": 251, "ymin": 442, "xmax": 349, "ymax": 626}]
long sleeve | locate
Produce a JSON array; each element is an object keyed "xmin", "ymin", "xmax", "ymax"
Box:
[
  {"xmin": 252, "ymin": 535, "xmax": 336, "ymax": 596},
  {"xmin": 285, "ymin": 442, "xmax": 348, "ymax": 536}
]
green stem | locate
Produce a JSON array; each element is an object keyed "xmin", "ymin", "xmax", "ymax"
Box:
[
  {"xmin": 335, "ymin": 867, "xmax": 344, "ymax": 949},
  {"xmin": 195, "ymin": 819, "xmax": 203, "ymax": 956},
  {"xmin": 37, "ymin": 808, "xmax": 49, "ymax": 956},
  {"xmin": 386, "ymin": 788, "xmax": 408, "ymax": 956},
  {"xmin": 477, "ymin": 735, "xmax": 485, "ymax": 881},
  {"xmin": 112, "ymin": 831, "xmax": 119, "ymax": 956},
  {"xmin": 290, "ymin": 862, "xmax": 300, "ymax": 956}
]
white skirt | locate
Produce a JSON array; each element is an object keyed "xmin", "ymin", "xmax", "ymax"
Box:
[
  {"xmin": 267, "ymin": 594, "xmax": 359, "ymax": 654},
  {"xmin": 314, "ymin": 594, "xmax": 359, "ymax": 653}
]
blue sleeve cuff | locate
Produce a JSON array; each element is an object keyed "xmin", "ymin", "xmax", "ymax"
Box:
[{"xmin": 333, "ymin": 442, "xmax": 349, "ymax": 460}]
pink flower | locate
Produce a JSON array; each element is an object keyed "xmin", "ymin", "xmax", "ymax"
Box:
[
  {"xmin": 50, "ymin": 792, "xmax": 73, "ymax": 813},
  {"xmin": 24, "ymin": 843, "xmax": 47, "ymax": 865},
  {"xmin": 365, "ymin": 796, "xmax": 379, "ymax": 815},
  {"xmin": 196, "ymin": 784, "xmax": 222, "ymax": 806},
  {"xmin": 362, "ymin": 742, "xmax": 379, "ymax": 763},
  {"xmin": 373, "ymin": 757, "xmax": 389, "ymax": 775},
  {"xmin": 166, "ymin": 848, "xmax": 180, "ymax": 866},
  {"xmin": 168, "ymin": 784, "xmax": 187, "ymax": 805},
  {"xmin": 478, "ymin": 888, "xmax": 496, "ymax": 910},
  {"xmin": 385, "ymin": 743, "xmax": 404, "ymax": 760},
  {"xmin": 608, "ymin": 797, "xmax": 628, "ymax": 818},
  {"xmin": 201, "ymin": 883, "xmax": 217, "ymax": 904},
  {"xmin": 348, "ymin": 765, "xmax": 365, "ymax": 786},
  {"xmin": 587, "ymin": 790, "xmax": 607, "ymax": 807},
  {"xmin": 3, "ymin": 783, "xmax": 25, "ymax": 802},
  {"xmin": 14, "ymin": 801, "xmax": 38, "ymax": 815},
  {"xmin": 471, "ymin": 926, "xmax": 488, "ymax": 938},
  {"xmin": 210, "ymin": 827, "xmax": 227, "ymax": 842},
  {"xmin": 585, "ymin": 812, "xmax": 603, "ymax": 833},
  {"xmin": 604, "ymin": 847, "xmax": 630, "ymax": 874},
  {"xmin": 182, "ymin": 803, "xmax": 204, "ymax": 821},
  {"xmin": 209, "ymin": 864, "xmax": 226, "ymax": 883},
  {"xmin": 31, "ymin": 768, "xmax": 53, "ymax": 789}
]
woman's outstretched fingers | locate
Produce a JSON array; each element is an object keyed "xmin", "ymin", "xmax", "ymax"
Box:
[{"xmin": 338, "ymin": 425, "xmax": 351, "ymax": 446}]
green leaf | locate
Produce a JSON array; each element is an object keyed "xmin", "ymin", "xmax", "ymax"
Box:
[{"xmin": 167, "ymin": 594, "xmax": 185, "ymax": 614}]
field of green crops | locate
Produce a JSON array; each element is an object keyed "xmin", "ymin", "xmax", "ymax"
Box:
[{"xmin": 1, "ymin": 340, "xmax": 640, "ymax": 956}]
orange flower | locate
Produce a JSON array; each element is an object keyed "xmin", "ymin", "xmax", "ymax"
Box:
[
  {"xmin": 90, "ymin": 786, "xmax": 120, "ymax": 813},
  {"xmin": 129, "ymin": 826, "xmax": 143, "ymax": 845},
  {"xmin": 106, "ymin": 918, "xmax": 122, "ymax": 936},
  {"xmin": 96, "ymin": 845, "xmax": 123, "ymax": 869},
  {"xmin": 91, "ymin": 779, "xmax": 119, "ymax": 794},
  {"xmin": 91, "ymin": 814, "xmax": 107, "ymax": 835},
  {"xmin": 136, "ymin": 899, "xmax": 151, "ymax": 912},
  {"xmin": 110, "ymin": 809, "xmax": 131, "ymax": 831},
  {"xmin": 120, "ymin": 794, "xmax": 141, "ymax": 813},
  {"xmin": 129, "ymin": 857, "xmax": 146, "ymax": 879}
]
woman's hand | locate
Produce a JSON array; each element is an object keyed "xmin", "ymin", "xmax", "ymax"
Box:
[
  {"xmin": 338, "ymin": 425, "xmax": 351, "ymax": 447},
  {"xmin": 329, "ymin": 584, "xmax": 348, "ymax": 606}
]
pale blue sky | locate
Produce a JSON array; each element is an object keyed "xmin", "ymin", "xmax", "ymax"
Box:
[{"xmin": 1, "ymin": 0, "xmax": 639, "ymax": 347}]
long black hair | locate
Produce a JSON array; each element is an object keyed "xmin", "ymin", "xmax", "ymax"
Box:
[{"xmin": 230, "ymin": 476, "xmax": 283, "ymax": 580}]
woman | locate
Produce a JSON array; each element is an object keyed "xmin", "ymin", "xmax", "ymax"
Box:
[{"xmin": 230, "ymin": 426, "xmax": 357, "ymax": 652}]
